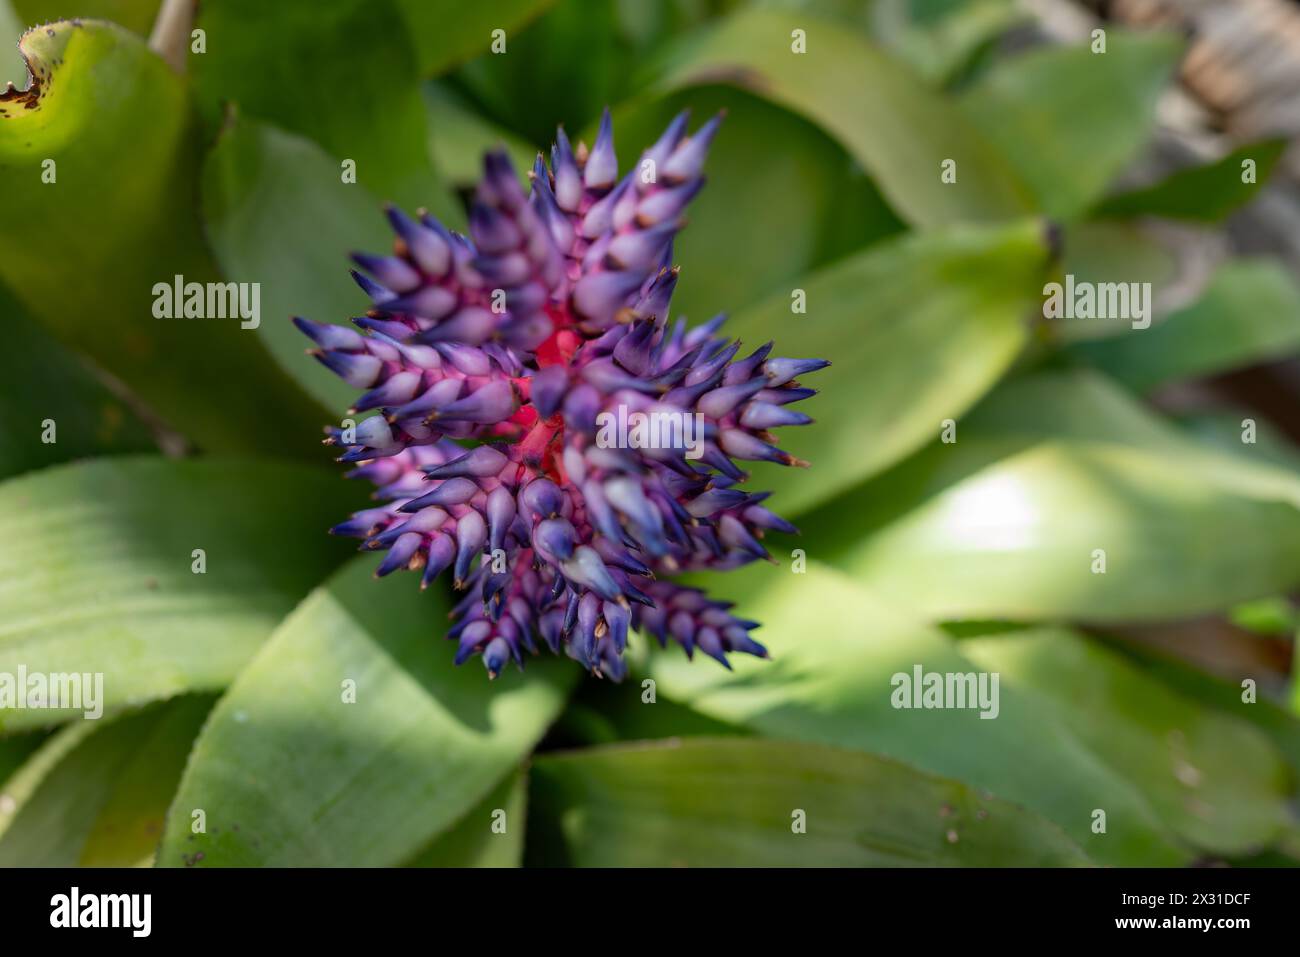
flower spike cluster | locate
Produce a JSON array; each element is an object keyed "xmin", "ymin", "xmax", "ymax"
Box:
[{"xmin": 296, "ymin": 108, "xmax": 828, "ymax": 680}]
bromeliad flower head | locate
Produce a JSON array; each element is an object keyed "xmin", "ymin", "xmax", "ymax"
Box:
[{"xmin": 296, "ymin": 109, "xmax": 828, "ymax": 680}]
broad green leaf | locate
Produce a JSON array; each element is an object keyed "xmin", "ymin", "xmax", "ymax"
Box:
[
  {"xmin": 729, "ymin": 220, "xmax": 1051, "ymax": 515},
  {"xmin": 0, "ymin": 0, "xmax": 23, "ymax": 81},
  {"xmin": 0, "ymin": 717, "xmax": 98, "ymax": 844},
  {"xmin": 962, "ymin": 628, "xmax": 1293, "ymax": 856},
  {"xmin": 608, "ymin": 85, "xmax": 904, "ymax": 324},
  {"xmin": 0, "ymin": 456, "xmax": 358, "ymax": 732},
  {"xmin": 1048, "ymin": 221, "xmax": 1179, "ymax": 343},
  {"xmin": 190, "ymin": 0, "xmax": 456, "ymax": 215},
  {"xmin": 404, "ymin": 768, "xmax": 528, "ymax": 867},
  {"xmin": 1178, "ymin": 410, "xmax": 1300, "ymax": 474},
  {"xmin": 397, "ymin": 0, "xmax": 557, "ymax": 77},
  {"xmin": 1070, "ymin": 260, "xmax": 1300, "ymax": 392},
  {"xmin": 1101, "ymin": 635, "xmax": 1300, "ymax": 780},
  {"xmin": 529, "ymin": 737, "xmax": 1091, "ymax": 866},
  {"xmin": 755, "ymin": 0, "xmax": 1025, "ymax": 84},
  {"xmin": 424, "ymin": 81, "xmax": 538, "ymax": 187},
  {"xmin": 460, "ymin": 2, "xmax": 620, "ymax": 140},
  {"xmin": 959, "ymin": 32, "xmax": 1181, "ymax": 221},
  {"xmin": 799, "ymin": 369, "xmax": 1300, "ymax": 620},
  {"xmin": 0, "ymin": 285, "xmax": 155, "ymax": 479},
  {"xmin": 0, "ymin": 20, "xmax": 328, "ymax": 457},
  {"xmin": 201, "ymin": 116, "xmax": 398, "ymax": 411},
  {"xmin": 1095, "ymin": 139, "xmax": 1287, "ymax": 222},
  {"xmin": 937, "ymin": 367, "xmax": 1300, "ymax": 506},
  {"xmin": 449, "ymin": 0, "xmax": 652, "ymax": 146},
  {"xmin": 649, "ymin": 6, "xmax": 1034, "ymax": 226},
  {"xmin": 12, "ymin": 0, "xmax": 160, "ymax": 37},
  {"xmin": 0, "ymin": 696, "xmax": 212, "ymax": 866},
  {"xmin": 868, "ymin": 0, "xmax": 1026, "ymax": 84},
  {"xmin": 569, "ymin": 678, "xmax": 753, "ymax": 743},
  {"xmin": 157, "ymin": 556, "xmax": 576, "ymax": 867},
  {"xmin": 0, "ymin": 728, "xmax": 45, "ymax": 786},
  {"xmin": 645, "ymin": 561, "xmax": 1186, "ymax": 865}
]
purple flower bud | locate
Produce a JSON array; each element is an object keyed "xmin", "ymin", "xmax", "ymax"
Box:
[
  {"xmin": 662, "ymin": 113, "xmax": 722, "ymax": 184},
  {"xmin": 453, "ymin": 510, "xmax": 487, "ymax": 587},
  {"xmin": 352, "ymin": 252, "xmax": 421, "ymax": 292},
  {"xmin": 482, "ymin": 637, "xmax": 511, "ymax": 678},
  {"xmin": 386, "ymin": 284, "xmax": 460, "ymax": 320},
  {"xmin": 434, "ymin": 380, "xmax": 517, "ymax": 423},
  {"xmin": 636, "ymin": 178, "xmax": 703, "ymax": 227},
  {"xmin": 400, "ymin": 476, "xmax": 479, "ymax": 512},
  {"xmin": 580, "ymin": 175, "xmax": 632, "ymax": 240},
  {"xmin": 314, "ymin": 350, "xmax": 383, "ymax": 389},
  {"xmin": 529, "ymin": 364, "xmax": 569, "ymax": 420},
  {"xmin": 697, "ymin": 378, "xmax": 768, "ymax": 419},
  {"xmin": 637, "ymin": 110, "xmax": 690, "ymax": 195},
  {"xmin": 552, "ymin": 127, "xmax": 582, "ymax": 212},
  {"xmin": 560, "ymin": 546, "xmax": 622, "ymax": 602},
  {"xmin": 606, "ymin": 220, "xmax": 679, "ymax": 272},
  {"xmin": 421, "ymin": 534, "xmax": 456, "ymax": 589},
  {"xmin": 350, "ymin": 268, "xmax": 398, "ymax": 304},
  {"xmin": 572, "ymin": 269, "xmax": 645, "ymax": 324},
  {"xmin": 294, "ymin": 316, "xmax": 366, "ymax": 351},
  {"xmin": 532, "ymin": 516, "xmax": 577, "ymax": 564},
  {"xmin": 763, "ymin": 357, "xmax": 831, "ymax": 388},
  {"xmin": 584, "ymin": 108, "xmax": 617, "ymax": 190},
  {"xmin": 483, "ymin": 486, "xmax": 515, "ymax": 552},
  {"xmin": 519, "ymin": 477, "xmax": 564, "ymax": 521},
  {"xmin": 422, "ymin": 444, "xmax": 509, "ymax": 479},
  {"xmin": 386, "ymin": 204, "xmax": 451, "ymax": 277},
  {"xmin": 414, "ymin": 306, "xmax": 496, "ymax": 345}
]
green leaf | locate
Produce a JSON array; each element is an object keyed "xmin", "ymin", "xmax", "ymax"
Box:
[
  {"xmin": 0, "ymin": 284, "xmax": 155, "ymax": 479},
  {"xmin": 608, "ymin": 85, "xmax": 904, "ymax": 323},
  {"xmin": 958, "ymin": 32, "xmax": 1182, "ymax": 221},
  {"xmin": 0, "ymin": 456, "xmax": 358, "ymax": 732},
  {"xmin": 424, "ymin": 81, "xmax": 538, "ymax": 187},
  {"xmin": 961, "ymin": 628, "xmax": 1294, "ymax": 856},
  {"xmin": 644, "ymin": 561, "xmax": 1186, "ymax": 865},
  {"xmin": 0, "ymin": 20, "xmax": 329, "ymax": 457},
  {"xmin": 0, "ymin": 696, "xmax": 212, "ymax": 866},
  {"xmin": 12, "ymin": 0, "xmax": 160, "ymax": 37},
  {"xmin": 0, "ymin": 0, "xmax": 24, "ymax": 82},
  {"xmin": 758, "ymin": 0, "xmax": 1026, "ymax": 84},
  {"xmin": 1070, "ymin": 260, "xmax": 1300, "ymax": 392},
  {"xmin": 448, "ymin": 0, "xmax": 645, "ymax": 146},
  {"xmin": 157, "ymin": 556, "xmax": 576, "ymax": 866},
  {"xmin": 190, "ymin": 0, "xmax": 456, "ymax": 214},
  {"xmin": 728, "ymin": 220, "xmax": 1051, "ymax": 516},
  {"xmin": 0, "ymin": 728, "xmax": 46, "ymax": 786},
  {"xmin": 1048, "ymin": 221, "xmax": 1179, "ymax": 343},
  {"xmin": 404, "ymin": 768, "xmax": 528, "ymax": 867},
  {"xmin": 397, "ymin": 0, "xmax": 556, "ymax": 77},
  {"xmin": 868, "ymin": 0, "xmax": 1027, "ymax": 84},
  {"xmin": 799, "ymin": 369, "xmax": 1300, "ymax": 620},
  {"xmin": 942, "ymin": 367, "xmax": 1300, "ymax": 508},
  {"xmin": 1101, "ymin": 636, "xmax": 1300, "ymax": 781},
  {"xmin": 1095, "ymin": 139, "xmax": 1287, "ymax": 222},
  {"xmin": 569, "ymin": 678, "xmax": 753, "ymax": 743},
  {"xmin": 649, "ymin": 6, "xmax": 1034, "ymax": 226},
  {"xmin": 201, "ymin": 116, "xmax": 398, "ymax": 411},
  {"xmin": 529, "ymin": 737, "xmax": 1091, "ymax": 866},
  {"xmin": 1178, "ymin": 410, "xmax": 1300, "ymax": 475}
]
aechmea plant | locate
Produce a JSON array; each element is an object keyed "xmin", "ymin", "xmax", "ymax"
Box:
[{"xmin": 295, "ymin": 109, "xmax": 828, "ymax": 680}]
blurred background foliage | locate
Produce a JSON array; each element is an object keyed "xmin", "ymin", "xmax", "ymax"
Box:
[{"xmin": 1, "ymin": 0, "xmax": 1299, "ymax": 867}]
